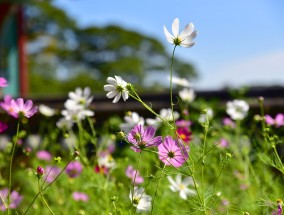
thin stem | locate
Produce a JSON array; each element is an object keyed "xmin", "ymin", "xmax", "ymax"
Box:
[
  {"xmin": 7, "ymin": 121, "xmax": 20, "ymax": 215},
  {"xmin": 38, "ymin": 178, "xmax": 55, "ymax": 215},
  {"xmin": 151, "ymin": 164, "xmax": 166, "ymax": 215},
  {"xmin": 132, "ymin": 152, "xmax": 142, "ymax": 201},
  {"xmin": 169, "ymin": 45, "xmax": 177, "ymax": 128}
]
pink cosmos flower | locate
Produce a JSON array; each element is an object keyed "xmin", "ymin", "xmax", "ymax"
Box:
[
  {"xmin": 222, "ymin": 117, "xmax": 236, "ymax": 128},
  {"xmin": 158, "ymin": 136, "xmax": 189, "ymax": 168},
  {"xmin": 176, "ymin": 127, "xmax": 192, "ymax": 143},
  {"xmin": 126, "ymin": 165, "xmax": 144, "ymax": 184},
  {"xmin": 44, "ymin": 166, "xmax": 61, "ymax": 183},
  {"xmin": 265, "ymin": 114, "xmax": 284, "ymax": 127},
  {"xmin": 36, "ymin": 150, "xmax": 52, "ymax": 161},
  {"xmin": 218, "ymin": 138, "xmax": 229, "ymax": 148},
  {"xmin": 127, "ymin": 124, "xmax": 162, "ymax": 152},
  {"xmin": 0, "ymin": 95, "xmax": 13, "ymax": 113},
  {"xmin": 8, "ymin": 98, "xmax": 37, "ymax": 118},
  {"xmin": 65, "ymin": 161, "xmax": 83, "ymax": 178},
  {"xmin": 0, "ymin": 77, "xmax": 8, "ymax": 87},
  {"xmin": 0, "ymin": 122, "xmax": 8, "ymax": 133},
  {"xmin": 0, "ymin": 188, "xmax": 23, "ymax": 211},
  {"xmin": 72, "ymin": 192, "xmax": 89, "ymax": 202},
  {"xmin": 176, "ymin": 119, "xmax": 192, "ymax": 128}
]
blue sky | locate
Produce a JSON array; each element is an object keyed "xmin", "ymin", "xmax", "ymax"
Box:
[{"xmin": 54, "ymin": 0, "xmax": 284, "ymax": 90}]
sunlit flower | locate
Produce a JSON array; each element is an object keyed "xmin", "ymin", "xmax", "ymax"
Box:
[
  {"xmin": 128, "ymin": 124, "xmax": 162, "ymax": 152},
  {"xmin": 167, "ymin": 175, "xmax": 196, "ymax": 200},
  {"xmin": 198, "ymin": 108, "xmax": 213, "ymax": 124},
  {"xmin": 176, "ymin": 127, "xmax": 192, "ymax": 143},
  {"xmin": 0, "ymin": 188, "xmax": 23, "ymax": 211},
  {"xmin": 126, "ymin": 165, "xmax": 144, "ymax": 184},
  {"xmin": 120, "ymin": 111, "xmax": 145, "ymax": 132},
  {"xmin": 36, "ymin": 150, "xmax": 52, "ymax": 161},
  {"xmin": 265, "ymin": 113, "xmax": 284, "ymax": 127},
  {"xmin": 104, "ymin": 76, "xmax": 129, "ymax": 103},
  {"xmin": 65, "ymin": 161, "xmax": 83, "ymax": 178},
  {"xmin": 164, "ymin": 18, "xmax": 197, "ymax": 48},
  {"xmin": 72, "ymin": 192, "xmax": 89, "ymax": 202},
  {"xmin": 39, "ymin": 104, "xmax": 56, "ymax": 117},
  {"xmin": 146, "ymin": 108, "xmax": 180, "ymax": 128},
  {"xmin": 178, "ymin": 88, "xmax": 195, "ymax": 103},
  {"xmin": 65, "ymin": 87, "xmax": 93, "ymax": 109},
  {"xmin": 169, "ymin": 76, "xmax": 192, "ymax": 88},
  {"xmin": 0, "ymin": 77, "xmax": 8, "ymax": 87},
  {"xmin": 9, "ymin": 98, "xmax": 38, "ymax": 118},
  {"xmin": 158, "ymin": 136, "xmax": 189, "ymax": 168},
  {"xmin": 226, "ymin": 99, "xmax": 249, "ymax": 120},
  {"xmin": 129, "ymin": 187, "xmax": 152, "ymax": 212},
  {"xmin": 0, "ymin": 122, "xmax": 8, "ymax": 133}
]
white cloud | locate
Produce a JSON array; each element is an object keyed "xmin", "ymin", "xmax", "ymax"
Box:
[{"xmin": 196, "ymin": 50, "xmax": 284, "ymax": 90}]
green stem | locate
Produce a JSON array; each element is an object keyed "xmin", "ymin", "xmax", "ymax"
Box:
[
  {"xmin": 151, "ymin": 164, "xmax": 166, "ymax": 215},
  {"xmin": 38, "ymin": 178, "xmax": 55, "ymax": 215},
  {"xmin": 131, "ymin": 152, "xmax": 142, "ymax": 201},
  {"xmin": 7, "ymin": 121, "xmax": 20, "ymax": 215},
  {"xmin": 169, "ymin": 45, "xmax": 177, "ymax": 128}
]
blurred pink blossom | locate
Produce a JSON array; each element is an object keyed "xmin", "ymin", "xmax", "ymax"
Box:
[
  {"xmin": 265, "ymin": 114, "xmax": 284, "ymax": 127},
  {"xmin": 72, "ymin": 192, "xmax": 89, "ymax": 202},
  {"xmin": 36, "ymin": 150, "xmax": 52, "ymax": 161},
  {"xmin": 0, "ymin": 77, "xmax": 8, "ymax": 87},
  {"xmin": 125, "ymin": 165, "xmax": 144, "ymax": 184}
]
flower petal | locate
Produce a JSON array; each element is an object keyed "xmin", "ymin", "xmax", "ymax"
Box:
[
  {"xmin": 163, "ymin": 26, "xmax": 174, "ymax": 44},
  {"xmin": 172, "ymin": 18, "xmax": 179, "ymax": 37},
  {"xmin": 179, "ymin": 23, "xmax": 194, "ymax": 40}
]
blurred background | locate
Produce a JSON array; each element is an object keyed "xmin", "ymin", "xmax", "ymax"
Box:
[{"xmin": 1, "ymin": 0, "xmax": 284, "ymax": 98}]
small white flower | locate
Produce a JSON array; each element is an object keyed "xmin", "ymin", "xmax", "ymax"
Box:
[
  {"xmin": 167, "ymin": 175, "xmax": 196, "ymax": 200},
  {"xmin": 39, "ymin": 104, "xmax": 56, "ymax": 117},
  {"xmin": 98, "ymin": 154, "xmax": 116, "ymax": 170},
  {"xmin": 104, "ymin": 76, "xmax": 129, "ymax": 103},
  {"xmin": 226, "ymin": 99, "xmax": 249, "ymax": 120},
  {"xmin": 120, "ymin": 112, "xmax": 145, "ymax": 132},
  {"xmin": 61, "ymin": 107, "xmax": 94, "ymax": 122},
  {"xmin": 129, "ymin": 187, "xmax": 152, "ymax": 212},
  {"xmin": 198, "ymin": 108, "xmax": 213, "ymax": 124},
  {"xmin": 164, "ymin": 18, "xmax": 197, "ymax": 48},
  {"xmin": 146, "ymin": 108, "xmax": 180, "ymax": 128},
  {"xmin": 169, "ymin": 76, "xmax": 192, "ymax": 88},
  {"xmin": 179, "ymin": 88, "xmax": 195, "ymax": 103},
  {"xmin": 56, "ymin": 117, "xmax": 74, "ymax": 129},
  {"xmin": 65, "ymin": 87, "xmax": 93, "ymax": 109}
]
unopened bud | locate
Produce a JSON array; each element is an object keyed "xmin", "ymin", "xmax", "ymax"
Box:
[
  {"xmin": 117, "ymin": 131, "xmax": 125, "ymax": 139},
  {"xmin": 36, "ymin": 166, "xmax": 44, "ymax": 177},
  {"xmin": 74, "ymin": 150, "xmax": 80, "ymax": 157}
]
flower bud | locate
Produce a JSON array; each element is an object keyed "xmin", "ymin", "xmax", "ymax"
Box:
[{"xmin": 37, "ymin": 166, "xmax": 44, "ymax": 177}]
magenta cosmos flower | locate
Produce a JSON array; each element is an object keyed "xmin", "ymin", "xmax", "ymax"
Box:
[
  {"xmin": 65, "ymin": 161, "xmax": 83, "ymax": 178},
  {"xmin": 0, "ymin": 188, "xmax": 23, "ymax": 211},
  {"xmin": 158, "ymin": 136, "xmax": 189, "ymax": 168},
  {"xmin": 0, "ymin": 77, "xmax": 8, "ymax": 87},
  {"xmin": 127, "ymin": 124, "xmax": 162, "ymax": 152},
  {"xmin": 265, "ymin": 114, "xmax": 284, "ymax": 127},
  {"xmin": 72, "ymin": 192, "xmax": 89, "ymax": 202},
  {"xmin": 126, "ymin": 165, "xmax": 144, "ymax": 184},
  {"xmin": 176, "ymin": 127, "xmax": 192, "ymax": 143},
  {"xmin": 8, "ymin": 98, "xmax": 37, "ymax": 118}
]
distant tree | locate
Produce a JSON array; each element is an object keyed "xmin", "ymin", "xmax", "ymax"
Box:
[{"xmin": 25, "ymin": 0, "xmax": 197, "ymax": 96}]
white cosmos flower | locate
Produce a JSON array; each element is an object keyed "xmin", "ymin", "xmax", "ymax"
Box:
[
  {"xmin": 119, "ymin": 112, "xmax": 145, "ymax": 132},
  {"xmin": 61, "ymin": 107, "xmax": 94, "ymax": 122},
  {"xmin": 179, "ymin": 88, "xmax": 195, "ymax": 103},
  {"xmin": 164, "ymin": 18, "xmax": 197, "ymax": 48},
  {"xmin": 169, "ymin": 76, "xmax": 192, "ymax": 88},
  {"xmin": 226, "ymin": 99, "xmax": 249, "ymax": 120},
  {"xmin": 129, "ymin": 187, "xmax": 152, "ymax": 212},
  {"xmin": 98, "ymin": 154, "xmax": 116, "ymax": 170},
  {"xmin": 65, "ymin": 87, "xmax": 93, "ymax": 109},
  {"xmin": 198, "ymin": 108, "xmax": 213, "ymax": 124},
  {"xmin": 56, "ymin": 117, "xmax": 74, "ymax": 130},
  {"xmin": 39, "ymin": 104, "xmax": 56, "ymax": 117},
  {"xmin": 167, "ymin": 175, "xmax": 196, "ymax": 200},
  {"xmin": 146, "ymin": 108, "xmax": 180, "ymax": 128},
  {"xmin": 104, "ymin": 76, "xmax": 129, "ymax": 103}
]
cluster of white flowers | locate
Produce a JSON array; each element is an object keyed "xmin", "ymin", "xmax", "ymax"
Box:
[
  {"xmin": 226, "ymin": 99, "xmax": 249, "ymax": 120},
  {"xmin": 57, "ymin": 87, "xmax": 94, "ymax": 128}
]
